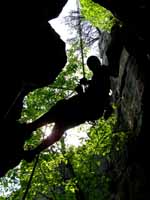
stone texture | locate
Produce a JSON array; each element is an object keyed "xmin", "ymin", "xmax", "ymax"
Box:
[{"xmin": 94, "ymin": 1, "xmax": 150, "ymax": 198}]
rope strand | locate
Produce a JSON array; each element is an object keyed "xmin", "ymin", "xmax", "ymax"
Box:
[
  {"xmin": 22, "ymin": 154, "xmax": 39, "ymax": 200},
  {"xmin": 76, "ymin": 0, "xmax": 86, "ymax": 78}
]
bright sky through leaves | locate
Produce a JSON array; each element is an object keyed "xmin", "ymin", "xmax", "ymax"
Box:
[
  {"xmin": 50, "ymin": 0, "xmax": 78, "ymax": 44},
  {"xmin": 49, "ymin": 0, "xmax": 91, "ymax": 147}
]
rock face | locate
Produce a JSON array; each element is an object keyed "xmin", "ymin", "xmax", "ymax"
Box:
[
  {"xmin": 93, "ymin": 0, "xmax": 150, "ymax": 58},
  {"xmin": 110, "ymin": 48, "xmax": 148, "ymax": 199},
  {"xmin": 0, "ymin": 1, "xmax": 68, "ymax": 177},
  {"xmin": 95, "ymin": 0, "xmax": 150, "ymax": 199}
]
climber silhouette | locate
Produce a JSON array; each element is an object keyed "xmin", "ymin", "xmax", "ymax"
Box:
[{"xmin": 23, "ymin": 56, "xmax": 112, "ymax": 162}]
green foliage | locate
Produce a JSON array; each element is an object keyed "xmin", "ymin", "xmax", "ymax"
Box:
[
  {"xmin": 1, "ymin": 113, "xmax": 128, "ymax": 199},
  {"xmin": 20, "ymin": 43, "xmax": 91, "ymax": 123},
  {"xmin": 80, "ymin": 0, "xmax": 117, "ymax": 31},
  {"xmin": 0, "ymin": 7, "xmax": 125, "ymax": 197},
  {"xmin": 0, "ymin": 43, "xmax": 127, "ymax": 199},
  {"xmin": 0, "ymin": 168, "xmax": 20, "ymax": 199},
  {"xmin": 66, "ymin": 115, "xmax": 128, "ymax": 200}
]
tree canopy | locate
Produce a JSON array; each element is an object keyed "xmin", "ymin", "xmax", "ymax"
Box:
[{"xmin": 80, "ymin": 0, "xmax": 117, "ymax": 31}]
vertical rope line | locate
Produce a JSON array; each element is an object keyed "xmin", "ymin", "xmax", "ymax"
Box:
[
  {"xmin": 76, "ymin": 0, "xmax": 85, "ymax": 78},
  {"xmin": 4, "ymin": 87, "xmax": 24, "ymax": 120},
  {"xmin": 22, "ymin": 154, "xmax": 39, "ymax": 200}
]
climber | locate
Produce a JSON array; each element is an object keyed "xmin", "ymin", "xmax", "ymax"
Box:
[{"xmin": 23, "ymin": 56, "xmax": 112, "ymax": 162}]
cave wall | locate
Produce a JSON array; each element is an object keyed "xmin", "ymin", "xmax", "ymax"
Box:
[
  {"xmin": 112, "ymin": 48, "xmax": 144, "ymax": 133},
  {"xmin": 0, "ymin": 0, "xmax": 68, "ymax": 177},
  {"xmin": 110, "ymin": 47, "xmax": 148, "ymax": 200},
  {"xmin": 98, "ymin": 26, "xmax": 149, "ymax": 198},
  {"xmin": 95, "ymin": 1, "xmax": 150, "ymax": 199}
]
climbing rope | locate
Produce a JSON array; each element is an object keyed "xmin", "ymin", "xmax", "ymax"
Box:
[
  {"xmin": 4, "ymin": 86, "xmax": 24, "ymax": 120},
  {"xmin": 76, "ymin": 0, "xmax": 86, "ymax": 79},
  {"xmin": 22, "ymin": 154, "xmax": 39, "ymax": 200},
  {"xmin": 4, "ymin": 1, "xmax": 86, "ymax": 120}
]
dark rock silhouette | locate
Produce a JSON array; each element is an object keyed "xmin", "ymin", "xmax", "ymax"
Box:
[
  {"xmin": 93, "ymin": 0, "xmax": 150, "ymax": 54},
  {"xmin": 92, "ymin": 1, "xmax": 150, "ymax": 199},
  {"xmin": 0, "ymin": 1, "xmax": 68, "ymax": 177}
]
